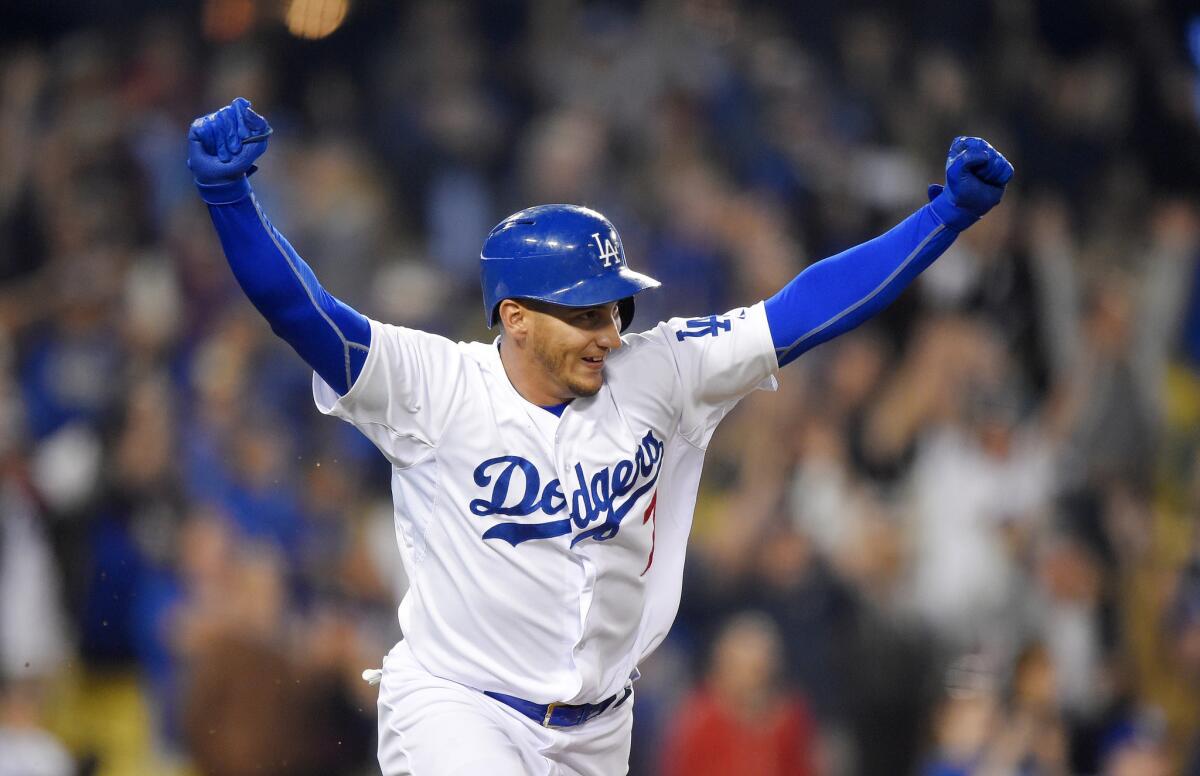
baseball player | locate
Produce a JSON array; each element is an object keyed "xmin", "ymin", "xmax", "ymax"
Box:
[{"xmin": 187, "ymin": 98, "xmax": 1012, "ymax": 775}]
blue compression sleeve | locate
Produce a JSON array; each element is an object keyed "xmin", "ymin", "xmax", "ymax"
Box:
[
  {"xmin": 765, "ymin": 203, "xmax": 957, "ymax": 366},
  {"xmin": 196, "ymin": 176, "xmax": 371, "ymax": 395}
]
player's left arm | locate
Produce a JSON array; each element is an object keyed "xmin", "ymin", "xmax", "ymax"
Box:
[{"xmin": 765, "ymin": 137, "xmax": 1014, "ymax": 366}]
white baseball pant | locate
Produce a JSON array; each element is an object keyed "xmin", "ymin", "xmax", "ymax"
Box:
[{"xmin": 375, "ymin": 642, "xmax": 634, "ymax": 775}]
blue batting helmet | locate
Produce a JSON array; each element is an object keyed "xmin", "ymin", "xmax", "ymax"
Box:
[{"xmin": 480, "ymin": 204, "xmax": 660, "ymax": 331}]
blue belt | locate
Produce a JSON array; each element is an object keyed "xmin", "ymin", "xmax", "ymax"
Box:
[{"xmin": 484, "ymin": 686, "xmax": 632, "ymax": 728}]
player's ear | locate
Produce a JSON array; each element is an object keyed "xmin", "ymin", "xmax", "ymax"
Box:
[{"xmin": 498, "ymin": 299, "xmax": 529, "ymax": 340}]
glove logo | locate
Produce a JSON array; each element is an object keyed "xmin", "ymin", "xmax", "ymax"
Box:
[{"xmin": 591, "ymin": 232, "xmax": 622, "ymax": 267}]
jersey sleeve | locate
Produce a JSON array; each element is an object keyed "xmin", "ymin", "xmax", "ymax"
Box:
[
  {"xmin": 655, "ymin": 301, "xmax": 779, "ymax": 447},
  {"xmin": 312, "ymin": 318, "xmax": 464, "ymax": 467}
]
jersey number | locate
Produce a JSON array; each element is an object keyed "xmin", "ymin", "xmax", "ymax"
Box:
[{"xmin": 675, "ymin": 315, "xmax": 732, "ymax": 341}]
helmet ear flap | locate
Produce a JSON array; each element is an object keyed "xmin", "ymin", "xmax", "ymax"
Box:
[{"xmin": 617, "ymin": 297, "xmax": 635, "ymax": 332}]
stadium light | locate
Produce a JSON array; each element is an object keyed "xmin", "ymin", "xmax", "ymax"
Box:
[{"xmin": 285, "ymin": 0, "xmax": 349, "ymax": 40}]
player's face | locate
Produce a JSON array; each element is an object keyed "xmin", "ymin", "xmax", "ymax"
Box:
[{"xmin": 525, "ymin": 301, "xmax": 622, "ymax": 399}]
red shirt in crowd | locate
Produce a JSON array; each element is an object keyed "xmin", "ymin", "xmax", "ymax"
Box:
[{"xmin": 660, "ymin": 687, "xmax": 818, "ymax": 776}]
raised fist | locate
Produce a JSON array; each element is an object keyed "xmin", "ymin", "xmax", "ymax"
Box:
[
  {"xmin": 927, "ymin": 136, "xmax": 1014, "ymax": 231},
  {"xmin": 187, "ymin": 97, "xmax": 272, "ymax": 184}
]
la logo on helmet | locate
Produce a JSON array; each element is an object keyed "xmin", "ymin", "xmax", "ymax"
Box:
[{"xmin": 591, "ymin": 232, "xmax": 622, "ymax": 267}]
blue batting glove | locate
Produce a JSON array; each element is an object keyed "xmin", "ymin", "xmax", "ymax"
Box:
[
  {"xmin": 187, "ymin": 97, "xmax": 272, "ymax": 185},
  {"xmin": 927, "ymin": 136, "xmax": 1014, "ymax": 231}
]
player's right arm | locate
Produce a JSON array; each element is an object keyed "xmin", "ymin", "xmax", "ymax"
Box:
[{"xmin": 187, "ymin": 98, "xmax": 370, "ymax": 396}]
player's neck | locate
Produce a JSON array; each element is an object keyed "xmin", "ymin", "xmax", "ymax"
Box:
[{"xmin": 498, "ymin": 336, "xmax": 573, "ymax": 407}]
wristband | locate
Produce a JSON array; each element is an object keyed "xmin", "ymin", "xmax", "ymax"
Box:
[{"xmin": 194, "ymin": 172, "xmax": 254, "ymax": 206}]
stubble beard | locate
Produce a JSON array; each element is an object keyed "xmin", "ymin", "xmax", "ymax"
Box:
[{"xmin": 531, "ymin": 337, "xmax": 602, "ymax": 399}]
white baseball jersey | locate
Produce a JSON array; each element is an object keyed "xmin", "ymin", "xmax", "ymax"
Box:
[{"xmin": 313, "ymin": 302, "xmax": 778, "ymax": 705}]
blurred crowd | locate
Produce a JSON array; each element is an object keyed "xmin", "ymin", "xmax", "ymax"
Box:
[{"xmin": 1, "ymin": 0, "xmax": 1200, "ymax": 774}]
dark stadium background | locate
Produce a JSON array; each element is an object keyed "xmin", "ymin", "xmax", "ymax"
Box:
[{"xmin": 1, "ymin": 1, "xmax": 1199, "ymax": 774}]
